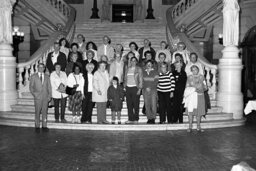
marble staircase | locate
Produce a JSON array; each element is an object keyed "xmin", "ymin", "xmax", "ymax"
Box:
[
  {"xmin": 0, "ymin": 93, "xmax": 245, "ymax": 131},
  {"xmin": 75, "ymin": 22, "xmax": 167, "ymax": 51}
]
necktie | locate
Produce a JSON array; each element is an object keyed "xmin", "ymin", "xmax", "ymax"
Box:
[{"xmin": 40, "ymin": 73, "xmax": 43, "ymax": 83}]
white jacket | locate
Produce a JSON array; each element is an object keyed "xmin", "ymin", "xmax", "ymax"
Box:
[
  {"xmin": 67, "ymin": 73, "xmax": 85, "ymax": 95},
  {"xmin": 183, "ymin": 87, "xmax": 198, "ymax": 112},
  {"xmin": 50, "ymin": 71, "xmax": 68, "ymax": 99}
]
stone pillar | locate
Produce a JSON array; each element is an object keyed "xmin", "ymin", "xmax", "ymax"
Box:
[
  {"xmin": 0, "ymin": 0, "xmax": 17, "ymax": 111},
  {"xmin": 217, "ymin": 0, "xmax": 243, "ymax": 119}
]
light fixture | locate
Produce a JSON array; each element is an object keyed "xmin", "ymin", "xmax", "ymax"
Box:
[
  {"xmin": 121, "ymin": 11, "xmax": 126, "ymax": 16},
  {"xmin": 218, "ymin": 33, "xmax": 223, "ymax": 45},
  {"xmin": 12, "ymin": 26, "xmax": 25, "ymax": 62}
]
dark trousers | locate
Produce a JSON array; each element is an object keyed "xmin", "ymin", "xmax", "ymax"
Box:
[
  {"xmin": 126, "ymin": 86, "xmax": 140, "ymax": 121},
  {"xmin": 81, "ymin": 92, "xmax": 94, "ymax": 122},
  {"xmin": 158, "ymin": 91, "xmax": 172, "ymax": 123},
  {"xmin": 53, "ymin": 97, "xmax": 67, "ymax": 120},
  {"xmin": 173, "ymin": 97, "xmax": 184, "ymax": 123}
]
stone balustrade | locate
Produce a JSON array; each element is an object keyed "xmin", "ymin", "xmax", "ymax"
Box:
[
  {"xmin": 172, "ymin": 0, "xmax": 198, "ymax": 19},
  {"xmin": 166, "ymin": 6, "xmax": 218, "ymax": 100},
  {"xmin": 45, "ymin": 0, "xmax": 71, "ymax": 18},
  {"xmin": 16, "ymin": 3, "xmax": 76, "ymax": 97}
]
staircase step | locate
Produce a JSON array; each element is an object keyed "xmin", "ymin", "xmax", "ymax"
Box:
[
  {"xmin": 0, "ymin": 111, "xmax": 232, "ymax": 123},
  {"xmin": 11, "ymin": 103, "xmax": 222, "ymax": 114},
  {"xmin": 0, "ymin": 115, "xmax": 245, "ymax": 131}
]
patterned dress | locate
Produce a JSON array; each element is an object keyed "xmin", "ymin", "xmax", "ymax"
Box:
[{"xmin": 186, "ymin": 74, "xmax": 206, "ymax": 116}]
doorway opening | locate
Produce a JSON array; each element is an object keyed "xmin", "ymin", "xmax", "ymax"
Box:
[{"xmin": 112, "ymin": 4, "xmax": 133, "ymax": 23}]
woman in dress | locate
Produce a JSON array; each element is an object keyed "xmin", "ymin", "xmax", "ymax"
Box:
[
  {"xmin": 184, "ymin": 65, "xmax": 207, "ymax": 132},
  {"xmin": 67, "ymin": 63, "xmax": 85, "ymax": 123},
  {"xmin": 92, "ymin": 61, "xmax": 110, "ymax": 124}
]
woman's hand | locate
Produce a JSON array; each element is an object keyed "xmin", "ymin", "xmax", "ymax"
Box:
[{"xmin": 170, "ymin": 92, "xmax": 174, "ymax": 98}]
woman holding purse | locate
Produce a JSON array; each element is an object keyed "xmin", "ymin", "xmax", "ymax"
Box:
[
  {"xmin": 67, "ymin": 63, "xmax": 85, "ymax": 123},
  {"xmin": 50, "ymin": 63, "xmax": 68, "ymax": 123}
]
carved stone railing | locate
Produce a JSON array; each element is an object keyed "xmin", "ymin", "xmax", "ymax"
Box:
[
  {"xmin": 17, "ymin": 0, "xmax": 76, "ymax": 97},
  {"xmin": 166, "ymin": 6, "xmax": 217, "ymax": 100},
  {"xmin": 172, "ymin": 0, "xmax": 198, "ymax": 20}
]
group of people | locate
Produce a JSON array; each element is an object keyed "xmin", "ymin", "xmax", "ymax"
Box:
[{"xmin": 29, "ymin": 34, "xmax": 208, "ymax": 132}]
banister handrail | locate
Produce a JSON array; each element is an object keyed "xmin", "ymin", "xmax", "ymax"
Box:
[
  {"xmin": 17, "ymin": 2, "xmax": 76, "ymax": 69},
  {"xmin": 166, "ymin": 6, "xmax": 217, "ymax": 69}
]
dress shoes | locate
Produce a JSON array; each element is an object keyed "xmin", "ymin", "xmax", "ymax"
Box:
[
  {"xmin": 42, "ymin": 127, "xmax": 49, "ymax": 132},
  {"xmin": 61, "ymin": 119, "xmax": 67, "ymax": 123},
  {"xmin": 35, "ymin": 127, "xmax": 40, "ymax": 133},
  {"xmin": 125, "ymin": 120, "xmax": 134, "ymax": 124}
]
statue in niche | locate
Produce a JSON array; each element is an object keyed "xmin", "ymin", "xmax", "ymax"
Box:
[
  {"xmin": 223, "ymin": 0, "xmax": 240, "ymax": 46},
  {"xmin": 0, "ymin": 0, "xmax": 16, "ymax": 44},
  {"xmin": 134, "ymin": 0, "xmax": 143, "ymax": 21},
  {"xmin": 102, "ymin": 0, "xmax": 110, "ymax": 21}
]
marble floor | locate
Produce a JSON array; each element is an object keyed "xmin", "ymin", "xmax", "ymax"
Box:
[{"xmin": 1, "ymin": 123, "xmax": 256, "ymax": 171}]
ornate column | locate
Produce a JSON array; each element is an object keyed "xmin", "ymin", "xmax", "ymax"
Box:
[
  {"xmin": 0, "ymin": 0, "xmax": 17, "ymax": 111},
  {"xmin": 217, "ymin": 0, "xmax": 243, "ymax": 119},
  {"xmin": 145, "ymin": 0, "xmax": 155, "ymax": 19},
  {"xmin": 90, "ymin": 0, "xmax": 99, "ymax": 19}
]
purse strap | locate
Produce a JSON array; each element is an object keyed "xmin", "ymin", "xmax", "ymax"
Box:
[{"xmin": 73, "ymin": 73, "xmax": 78, "ymax": 85}]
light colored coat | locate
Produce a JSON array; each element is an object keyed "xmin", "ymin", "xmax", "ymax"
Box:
[
  {"xmin": 50, "ymin": 71, "xmax": 68, "ymax": 99},
  {"xmin": 109, "ymin": 60, "xmax": 124, "ymax": 83},
  {"xmin": 97, "ymin": 44, "xmax": 115, "ymax": 63},
  {"xmin": 92, "ymin": 70, "xmax": 110, "ymax": 102}
]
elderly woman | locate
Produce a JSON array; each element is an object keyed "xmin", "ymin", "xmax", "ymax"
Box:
[
  {"xmin": 127, "ymin": 42, "xmax": 140, "ymax": 60},
  {"xmin": 185, "ymin": 52, "xmax": 204, "ymax": 76},
  {"xmin": 92, "ymin": 61, "xmax": 110, "ymax": 124},
  {"xmin": 156, "ymin": 41, "xmax": 172, "ymax": 63},
  {"xmin": 184, "ymin": 65, "xmax": 207, "ymax": 132},
  {"xmin": 172, "ymin": 42, "xmax": 190, "ymax": 64},
  {"xmin": 67, "ymin": 63, "xmax": 85, "ymax": 123},
  {"xmin": 85, "ymin": 41, "xmax": 98, "ymax": 61},
  {"xmin": 50, "ymin": 62, "xmax": 68, "ymax": 123},
  {"xmin": 67, "ymin": 52, "xmax": 82, "ymax": 75},
  {"xmin": 68, "ymin": 43, "xmax": 83, "ymax": 63},
  {"xmin": 109, "ymin": 53, "xmax": 125, "ymax": 84},
  {"xmin": 81, "ymin": 63, "xmax": 95, "ymax": 124},
  {"xmin": 123, "ymin": 57, "xmax": 143, "ymax": 124}
]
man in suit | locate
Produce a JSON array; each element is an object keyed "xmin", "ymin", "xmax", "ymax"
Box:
[
  {"xmin": 46, "ymin": 42, "xmax": 67, "ymax": 73},
  {"xmin": 82, "ymin": 50, "xmax": 98, "ymax": 73},
  {"xmin": 29, "ymin": 63, "xmax": 52, "ymax": 132},
  {"xmin": 97, "ymin": 35, "xmax": 115, "ymax": 63}
]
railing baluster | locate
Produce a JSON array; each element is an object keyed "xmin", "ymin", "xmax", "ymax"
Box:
[
  {"xmin": 18, "ymin": 67, "xmax": 24, "ymax": 91},
  {"xmin": 24, "ymin": 67, "xmax": 29, "ymax": 86},
  {"xmin": 211, "ymin": 68, "xmax": 217, "ymax": 100},
  {"xmin": 205, "ymin": 67, "xmax": 211, "ymax": 87}
]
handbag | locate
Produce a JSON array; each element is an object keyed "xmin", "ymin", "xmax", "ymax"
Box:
[
  {"xmin": 48, "ymin": 98, "xmax": 54, "ymax": 108},
  {"xmin": 66, "ymin": 74, "xmax": 78, "ymax": 95}
]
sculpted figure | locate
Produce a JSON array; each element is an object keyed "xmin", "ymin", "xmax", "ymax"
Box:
[
  {"xmin": 0, "ymin": 0, "xmax": 16, "ymax": 44},
  {"xmin": 223, "ymin": 0, "xmax": 240, "ymax": 46}
]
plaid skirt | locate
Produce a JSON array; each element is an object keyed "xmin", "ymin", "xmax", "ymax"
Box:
[{"xmin": 68, "ymin": 91, "xmax": 83, "ymax": 112}]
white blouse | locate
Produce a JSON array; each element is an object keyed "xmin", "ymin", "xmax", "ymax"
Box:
[
  {"xmin": 67, "ymin": 73, "xmax": 85, "ymax": 95},
  {"xmin": 50, "ymin": 71, "xmax": 68, "ymax": 99}
]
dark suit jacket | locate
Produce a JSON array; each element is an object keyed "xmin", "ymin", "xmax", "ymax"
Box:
[
  {"xmin": 46, "ymin": 51, "xmax": 67, "ymax": 73},
  {"xmin": 81, "ymin": 59, "xmax": 98, "ymax": 73},
  {"xmin": 138, "ymin": 47, "xmax": 156, "ymax": 64},
  {"xmin": 29, "ymin": 73, "xmax": 52, "ymax": 101}
]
